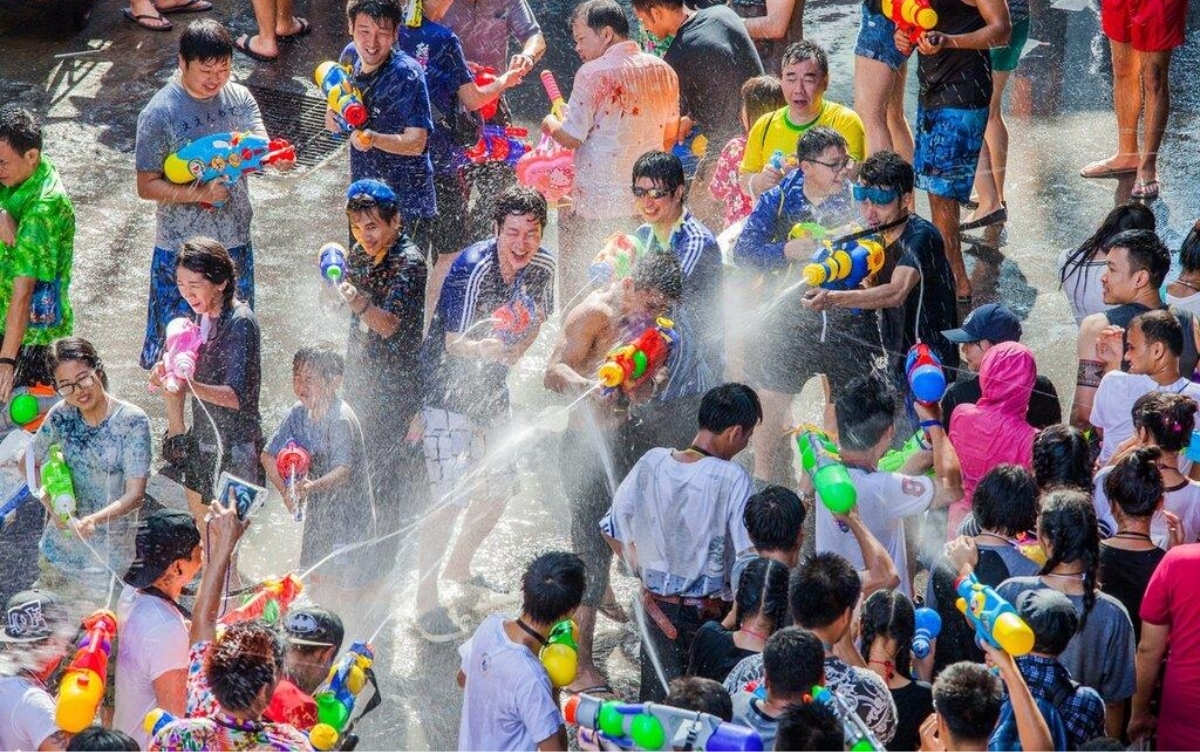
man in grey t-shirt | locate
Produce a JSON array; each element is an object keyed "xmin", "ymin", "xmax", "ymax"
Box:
[{"xmin": 133, "ymin": 20, "xmax": 266, "ymax": 369}]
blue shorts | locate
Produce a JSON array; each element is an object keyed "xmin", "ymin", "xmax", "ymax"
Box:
[
  {"xmin": 855, "ymin": 5, "xmax": 908, "ymax": 71},
  {"xmin": 140, "ymin": 242, "xmax": 255, "ymax": 369},
  {"xmin": 913, "ymin": 105, "xmax": 988, "ymax": 203}
]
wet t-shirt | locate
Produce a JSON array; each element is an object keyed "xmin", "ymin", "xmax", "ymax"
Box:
[
  {"xmin": 192, "ymin": 303, "xmax": 262, "ymax": 445},
  {"xmin": 398, "ymin": 21, "xmax": 475, "ymax": 175},
  {"xmin": 439, "ymin": 0, "xmax": 542, "ymax": 72}
]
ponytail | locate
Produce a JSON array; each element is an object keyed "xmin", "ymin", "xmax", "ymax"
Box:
[{"xmin": 1037, "ymin": 490, "xmax": 1100, "ymax": 630}]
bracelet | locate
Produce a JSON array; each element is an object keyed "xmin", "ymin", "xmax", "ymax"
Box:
[
  {"xmin": 0, "ymin": 357, "xmax": 17, "ymax": 368},
  {"xmin": 919, "ymin": 419, "xmax": 942, "ymax": 431}
]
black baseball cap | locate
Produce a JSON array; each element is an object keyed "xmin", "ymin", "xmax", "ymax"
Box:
[
  {"xmin": 0, "ymin": 590, "xmax": 67, "ymax": 643},
  {"xmin": 283, "ymin": 606, "xmax": 345, "ymax": 649},
  {"xmin": 942, "ymin": 303, "xmax": 1023, "ymax": 345},
  {"xmin": 1016, "ymin": 589, "xmax": 1079, "ymax": 656},
  {"xmin": 123, "ymin": 509, "xmax": 201, "ymax": 590}
]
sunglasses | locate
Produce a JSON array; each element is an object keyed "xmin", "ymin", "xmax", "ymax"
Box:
[
  {"xmin": 631, "ymin": 186, "xmax": 675, "ymax": 199},
  {"xmin": 853, "ymin": 184, "xmax": 900, "ymax": 205}
]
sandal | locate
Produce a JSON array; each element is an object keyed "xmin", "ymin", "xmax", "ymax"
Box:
[
  {"xmin": 1080, "ymin": 160, "xmax": 1138, "ymax": 179},
  {"xmin": 121, "ymin": 7, "xmax": 172, "ymax": 30},
  {"xmin": 1131, "ymin": 180, "xmax": 1160, "ymax": 200},
  {"xmin": 233, "ymin": 34, "xmax": 278, "ymax": 63},
  {"xmin": 157, "ymin": 0, "xmax": 212, "ymax": 13},
  {"xmin": 278, "ymin": 17, "xmax": 311, "ymax": 43}
]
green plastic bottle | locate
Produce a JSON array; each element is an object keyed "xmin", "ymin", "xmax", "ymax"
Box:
[
  {"xmin": 796, "ymin": 429, "xmax": 856, "ymax": 515},
  {"xmin": 41, "ymin": 444, "xmax": 76, "ymax": 524}
]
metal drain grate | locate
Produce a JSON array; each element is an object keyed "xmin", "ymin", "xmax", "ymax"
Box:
[{"xmin": 247, "ymin": 85, "xmax": 345, "ymax": 169}]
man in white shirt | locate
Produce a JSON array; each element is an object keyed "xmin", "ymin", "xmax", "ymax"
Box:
[
  {"xmin": 112, "ymin": 509, "xmax": 202, "ymax": 748},
  {"xmin": 1091, "ymin": 309, "xmax": 1200, "ymax": 464},
  {"xmin": 601, "ymin": 383, "xmax": 758, "ymax": 702},
  {"xmin": 0, "ymin": 590, "xmax": 72, "ymax": 751}
]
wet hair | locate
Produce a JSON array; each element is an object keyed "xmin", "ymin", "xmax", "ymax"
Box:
[
  {"xmin": 66, "ymin": 727, "xmax": 140, "ymax": 751},
  {"xmin": 632, "ymin": 150, "xmax": 685, "ymax": 194},
  {"xmin": 179, "ymin": 19, "xmax": 234, "ymax": 64},
  {"xmin": 932, "ymin": 662, "xmax": 1003, "ymax": 745},
  {"xmin": 791, "ymin": 552, "xmax": 861, "ymax": 629},
  {"xmin": 1105, "ymin": 446, "xmax": 1164, "ymax": 519},
  {"xmin": 1132, "ymin": 392, "xmax": 1198, "ymax": 453},
  {"xmin": 735, "ymin": 557, "xmax": 790, "ymax": 631},
  {"xmin": 0, "ymin": 105, "xmax": 42, "ymax": 155},
  {"xmin": 346, "ymin": 191, "xmax": 400, "ymax": 225},
  {"xmin": 973, "ymin": 465, "xmax": 1039, "ymax": 536},
  {"xmin": 796, "ymin": 126, "xmax": 847, "ymax": 165},
  {"xmin": 521, "ymin": 551, "xmax": 586, "ymax": 624},
  {"xmin": 293, "ymin": 343, "xmax": 345, "ymax": 380},
  {"xmin": 46, "ymin": 337, "xmax": 109, "ymax": 390},
  {"xmin": 1179, "ymin": 220, "xmax": 1200, "ymax": 273},
  {"xmin": 1103, "ymin": 229, "xmax": 1172, "ymax": 290},
  {"xmin": 781, "ymin": 39, "xmax": 829, "ymax": 77},
  {"xmin": 698, "ymin": 382, "xmax": 762, "ymax": 433},
  {"xmin": 346, "ymin": 0, "xmax": 403, "ymax": 27},
  {"xmin": 205, "ymin": 621, "xmax": 284, "ymax": 714},
  {"xmin": 630, "ymin": 0, "xmax": 683, "ymax": 13},
  {"xmin": 836, "ymin": 372, "xmax": 897, "ymax": 451},
  {"xmin": 664, "ymin": 677, "xmax": 733, "ymax": 722},
  {"xmin": 774, "ymin": 701, "xmax": 843, "ymax": 751},
  {"xmin": 493, "ymin": 185, "xmax": 548, "ymax": 231},
  {"xmin": 1032, "ymin": 424, "xmax": 1094, "ymax": 495},
  {"xmin": 859, "ymin": 589, "xmax": 916, "ymax": 680},
  {"xmin": 858, "ymin": 150, "xmax": 914, "ymax": 195},
  {"xmin": 1037, "ymin": 490, "xmax": 1100, "ymax": 630},
  {"xmin": 571, "ymin": 0, "xmax": 630, "ymax": 38},
  {"xmin": 630, "ymin": 249, "xmax": 684, "ymax": 302},
  {"xmin": 176, "ymin": 237, "xmax": 238, "ymax": 308},
  {"xmin": 1132, "ymin": 309, "xmax": 1183, "ymax": 358},
  {"xmin": 1060, "ymin": 203, "xmax": 1155, "ymax": 300},
  {"xmin": 762, "ymin": 627, "xmax": 824, "ymax": 696},
  {"xmin": 741, "ymin": 76, "xmax": 786, "ymax": 127},
  {"xmin": 743, "ymin": 485, "xmax": 805, "ymax": 552}
]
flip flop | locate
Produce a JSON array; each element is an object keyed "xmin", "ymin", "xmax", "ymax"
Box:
[
  {"xmin": 278, "ymin": 17, "xmax": 311, "ymax": 43},
  {"xmin": 1132, "ymin": 180, "xmax": 1160, "ymax": 200},
  {"xmin": 121, "ymin": 7, "xmax": 172, "ymax": 30},
  {"xmin": 960, "ymin": 206, "xmax": 1008, "ymax": 231},
  {"xmin": 566, "ymin": 684, "xmax": 616, "ymax": 698},
  {"xmin": 1079, "ymin": 161, "xmax": 1138, "ymax": 179},
  {"xmin": 233, "ymin": 34, "xmax": 278, "ymax": 63},
  {"xmin": 157, "ymin": 0, "xmax": 211, "ymax": 13}
]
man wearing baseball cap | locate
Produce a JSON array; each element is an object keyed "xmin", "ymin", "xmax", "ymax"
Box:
[
  {"xmin": 262, "ymin": 605, "xmax": 347, "ymax": 729},
  {"xmin": 0, "ymin": 590, "xmax": 74, "ymax": 750},
  {"xmin": 941, "ymin": 303, "xmax": 1062, "ymax": 429}
]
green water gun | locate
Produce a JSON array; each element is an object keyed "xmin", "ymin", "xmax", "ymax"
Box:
[
  {"xmin": 788, "ymin": 221, "xmax": 828, "ymax": 242},
  {"xmin": 795, "ymin": 426, "xmax": 856, "ymax": 517},
  {"xmin": 42, "ymin": 443, "xmax": 77, "ymax": 525},
  {"xmin": 877, "ymin": 431, "xmax": 933, "ymax": 474}
]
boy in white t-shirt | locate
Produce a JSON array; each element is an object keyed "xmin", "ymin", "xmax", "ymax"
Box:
[
  {"xmin": 814, "ymin": 372, "xmax": 962, "ymax": 596},
  {"xmin": 0, "ymin": 590, "xmax": 72, "ymax": 751},
  {"xmin": 601, "ymin": 383, "xmax": 759, "ymax": 702}
]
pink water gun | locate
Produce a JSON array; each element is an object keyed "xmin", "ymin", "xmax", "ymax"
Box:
[
  {"xmin": 156, "ymin": 317, "xmax": 203, "ymax": 393},
  {"xmin": 516, "ymin": 71, "xmax": 576, "ymax": 205}
]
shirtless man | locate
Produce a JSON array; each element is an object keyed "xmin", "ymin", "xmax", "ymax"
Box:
[{"xmin": 544, "ymin": 251, "xmax": 684, "ymax": 694}]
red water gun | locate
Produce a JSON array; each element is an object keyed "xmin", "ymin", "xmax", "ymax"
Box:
[
  {"xmin": 56, "ymin": 610, "xmax": 118, "ymax": 733},
  {"xmin": 597, "ymin": 318, "xmax": 676, "ymax": 395},
  {"xmin": 465, "ymin": 125, "xmax": 529, "ymax": 167},
  {"xmin": 473, "ymin": 66, "xmax": 502, "ymax": 122},
  {"xmin": 221, "ymin": 573, "xmax": 303, "ymax": 626},
  {"xmin": 882, "ymin": 0, "xmax": 939, "ymax": 44},
  {"xmin": 276, "ymin": 441, "xmax": 312, "ymax": 521}
]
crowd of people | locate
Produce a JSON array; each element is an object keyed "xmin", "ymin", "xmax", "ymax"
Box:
[{"xmin": 1, "ymin": 0, "xmax": 1197, "ymax": 744}]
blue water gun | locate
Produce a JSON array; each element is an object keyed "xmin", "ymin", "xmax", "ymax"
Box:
[
  {"xmin": 565, "ymin": 693, "xmax": 763, "ymax": 750},
  {"xmin": 912, "ymin": 607, "xmax": 942, "ymax": 659},
  {"xmin": 313, "ymin": 641, "xmax": 375, "ymax": 746},
  {"xmin": 315, "ymin": 61, "xmax": 368, "ymax": 132},
  {"xmin": 492, "ymin": 289, "xmax": 538, "ymax": 346},
  {"xmin": 319, "ymin": 242, "xmax": 348, "ymax": 285},
  {"xmin": 802, "ymin": 235, "xmax": 886, "ymax": 291},
  {"xmin": 143, "ymin": 708, "xmax": 177, "ymax": 740},
  {"xmin": 672, "ymin": 132, "xmax": 709, "ymax": 178},
  {"xmin": 954, "ymin": 572, "xmax": 1035, "ymax": 656},
  {"xmin": 464, "ymin": 125, "xmax": 529, "ymax": 168},
  {"xmin": 162, "ymin": 132, "xmax": 295, "ymax": 190}
]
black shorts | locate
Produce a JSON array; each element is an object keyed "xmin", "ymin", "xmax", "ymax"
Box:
[
  {"xmin": 15, "ymin": 344, "xmax": 52, "ymax": 388},
  {"xmin": 417, "ymin": 172, "xmax": 472, "ymax": 264},
  {"xmin": 164, "ymin": 432, "xmax": 264, "ymax": 501}
]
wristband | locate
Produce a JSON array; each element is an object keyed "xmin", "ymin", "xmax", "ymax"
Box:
[
  {"xmin": 919, "ymin": 419, "xmax": 942, "ymax": 431},
  {"xmin": 0, "ymin": 357, "xmax": 17, "ymax": 368}
]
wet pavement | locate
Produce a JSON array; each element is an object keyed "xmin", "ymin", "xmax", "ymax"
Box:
[{"xmin": 3, "ymin": 0, "xmax": 1200, "ymax": 746}]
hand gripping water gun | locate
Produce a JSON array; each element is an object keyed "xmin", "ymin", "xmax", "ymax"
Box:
[
  {"xmin": 516, "ymin": 71, "xmax": 575, "ymax": 204},
  {"xmin": 906, "ymin": 343, "xmax": 946, "ymax": 405},
  {"xmin": 912, "ymin": 607, "xmax": 942, "ymax": 660},
  {"xmin": 812, "ymin": 685, "xmax": 885, "ymax": 752},
  {"xmin": 315, "ymin": 61, "xmax": 369, "ymax": 131},
  {"xmin": 144, "ymin": 709, "xmax": 177, "ymax": 740},
  {"xmin": 473, "ymin": 66, "xmax": 502, "ymax": 121},
  {"xmin": 768, "ymin": 150, "xmax": 797, "ymax": 172},
  {"xmin": 802, "ymin": 235, "xmax": 886, "ymax": 290},
  {"xmin": 220, "ymin": 573, "xmax": 304, "ymax": 626},
  {"xmin": 312, "ymin": 641, "xmax": 376, "ymax": 748},
  {"xmin": 954, "ymin": 572, "xmax": 1035, "ymax": 656},
  {"xmin": 465, "ymin": 125, "xmax": 530, "ymax": 167},
  {"xmin": 155, "ymin": 317, "xmax": 203, "ymax": 394},
  {"xmin": 162, "ymin": 132, "xmax": 295, "ymax": 204},
  {"xmin": 795, "ymin": 427, "xmax": 857, "ymax": 523},
  {"xmin": 41, "ymin": 443, "xmax": 76, "ymax": 526},
  {"xmin": 276, "ymin": 441, "xmax": 312, "ymax": 522},
  {"xmin": 492, "ymin": 289, "xmax": 537, "ymax": 346},
  {"xmin": 0, "ymin": 385, "xmax": 59, "ymax": 435},
  {"xmin": 541, "ymin": 69, "xmax": 567, "ymax": 121},
  {"xmin": 56, "ymin": 610, "xmax": 118, "ymax": 733},
  {"xmin": 671, "ymin": 132, "xmax": 709, "ymax": 178},
  {"xmin": 788, "ymin": 221, "xmax": 828, "ymax": 242},
  {"xmin": 540, "ymin": 619, "xmax": 579, "ymax": 688},
  {"xmin": 319, "ymin": 242, "xmax": 348, "ymax": 285},
  {"xmin": 565, "ymin": 693, "xmax": 764, "ymax": 751},
  {"xmin": 882, "ymin": 0, "xmax": 939, "ymax": 45},
  {"xmin": 877, "ymin": 431, "xmax": 932, "ymax": 473},
  {"xmin": 589, "ymin": 233, "xmax": 645, "ymax": 284},
  {"xmin": 597, "ymin": 318, "xmax": 676, "ymax": 396}
]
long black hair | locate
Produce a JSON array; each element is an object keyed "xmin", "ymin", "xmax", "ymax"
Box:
[
  {"xmin": 735, "ymin": 557, "xmax": 789, "ymax": 632},
  {"xmin": 1032, "ymin": 424, "xmax": 1093, "ymax": 495},
  {"xmin": 859, "ymin": 589, "xmax": 916, "ymax": 680},
  {"xmin": 1060, "ymin": 203, "xmax": 1155, "ymax": 299},
  {"xmin": 1038, "ymin": 490, "xmax": 1100, "ymax": 630}
]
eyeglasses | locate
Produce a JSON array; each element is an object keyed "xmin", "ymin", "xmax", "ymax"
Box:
[
  {"xmin": 853, "ymin": 184, "xmax": 900, "ymax": 205},
  {"xmin": 810, "ymin": 157, "xmax": 854, "ymax": 173},
  {"xmin": 631, "ymin": 186, "xmax": 674, "ymax": 200},
  {"xmin": 55, "ymin": 371, "xmax": 98, "ymax": 397}
]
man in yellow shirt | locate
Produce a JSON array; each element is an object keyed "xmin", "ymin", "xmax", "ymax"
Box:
[{"xmin": 739, "ymin": 40, "xmax": 865, "ymax": 200}]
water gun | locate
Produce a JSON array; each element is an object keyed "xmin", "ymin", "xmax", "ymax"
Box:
[
  {"xmin": 154, "ymin": 317, "xmax": 203, "ymax": 394},
  {"xmin": 276, "ymin": 441, "xmax": 312, "ymax": 522},
  {"xmin": 162, "ymin": 131, "xmax": 295, "ymax": 206},
  {"xmin": 319, "ymin": 242, "xmax": 348, "ymax": 285},
  {"xmin": 912, "ymin": 607, "xmax": 942, "ymax": 660},
  {"xmin": 589, "ymin": 233, "xmax": 645, "ymax": 284},
  {"xmin": 802, "ymin": 236, "xmax": 886, "ymax": 290},
  {"xmin": 0, "ymin": 385, "xmax": 58, "ymax": 435},
  {"xmin": 541, "ymin": 69, "xmax": 567, "ymax": 120},
  {"xmin": 464, "ymin": 125, "xmax": 529, "ymax": 167},
  {"xmin": 788, "ymin": 221, "xmax": 828, "ymax": 242},
  {"xmin": 0, "ymin": 486, "xmax": 33, "ymax": 533},
  {"xmin": 516, "ymin": 72, "xmax": 575, "ymax": 204},
  {"xmin": 882, "ymin": 0, "xmax": 938, "ymax": 45},
  {"xmin": 672, "ymin": 132, "xmax": 709, "ymax": 178},
  {"xmin": 795, "ymin": 427, "xmax": 857, "ymax": 524},
  {"xmin": 540, "ymin": 619, "xmax": 579, "ymax": 688},
  {"xmin": 565, "ymin": 693, "xmax": 763, "ymax": 751},
  {"xmin": 315, "ymin": 61, "xmax": 368, "ymax": 131},
  {"xmin": 906, "ymin": 343, "xmax": 946, "ymax": 406},
  {"xmin": 144, "ymin": 709, "xmax": 177, "ymax": 740},
  {"xmin": 877, "ymin": 431, "xmax": 932, "ymax": 474},
  {"xmin": 812, "ymin": 685, "xmax": 885, "ymax": 752},
  {"xmin": 312, "ymin": 641, "xmax": 376, "ymax": 747},
  {"xmin": 492, "ymin": 289, "xmax": 537, "ymax": 346},
  {"xmin": 473, "ymin": 66, "xmax": 501, "ymax": 121},
  {"xmin": 220, "ymin": 573, "xmax": 303, "ymax": 626},
  {"xmin": 768, "ymin": 150, "xmax": 797, "ymax": 172},
  {"xmin": 954, "ymin": 572, "xmax": 1035, "ymax": 656},
  {"xmin": 1014, "ymin": 532, "xmax": 1048, "ymax": 566},
  {"xmin": 41, "ymin": 443, "xmax": 76, "ymax": 526},
  {"xmin": 597, "ymin": 318, "xmax": 676, "ymax": 395},
  {"xmin": 56, "ymin": 610, "xmax": 118, "ymax": 733}
]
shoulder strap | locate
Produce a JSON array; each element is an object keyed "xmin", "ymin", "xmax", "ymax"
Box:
[{"xmin": 1173, "ymin": 307, "xmax": 1199, "ymax": 380}]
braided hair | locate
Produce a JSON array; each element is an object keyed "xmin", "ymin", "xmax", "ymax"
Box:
[
  {"xmin": 858, "ymin": 589, "xmax": 916, "ymax": 680},
  {"xmin": 1132, "ymin": 391, "xmax": 1198, "ymax": 453},
  {"xmin": 735, "ymin": 557, "xmax": 790, "ymax": 632},
  {"xmin": 1032, "ymin": 425, "xmax": 1094, "ymax": 495},
  {"xmin": 1037, "ymin": 490, "xmax": 1100, "ymax": 630}
]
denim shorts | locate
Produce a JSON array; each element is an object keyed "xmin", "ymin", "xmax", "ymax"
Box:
[
  {"xmin": 855, "ymin": 4, "xmax": 908, "ymax": 71},
  {"xmin": 914, "ymin": 104, "xmax": 989, "ymax": 202}
]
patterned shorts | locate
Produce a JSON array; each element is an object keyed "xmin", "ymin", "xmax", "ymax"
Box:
[
  {"xmin": 855, "ymin": 5, "xmax": 909, "ymax": 71},
  {"xmin": 914, "ymin": 105, "xmax": 989, "ymax": 203},
  {"xmin": 419, "ymin": 407, "xmax": 517, "ymax": 509}
]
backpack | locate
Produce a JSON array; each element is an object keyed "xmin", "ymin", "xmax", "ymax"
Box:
[{"xmin": 988, "ymin": 670, "xmax": 1080, "ymax": 751}]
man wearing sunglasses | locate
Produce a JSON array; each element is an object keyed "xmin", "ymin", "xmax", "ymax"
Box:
[{"xmin": 802, "ymin": 150, "xmax": 960, "ymax": 383}]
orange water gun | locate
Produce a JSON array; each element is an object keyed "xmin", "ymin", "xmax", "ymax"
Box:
[
  {"xmin": 882, "ymin": 0, "xmax": 938, "ymax": 44},
  {"xmin": 56, "ymin": 610, "xmax": 118, "ymax": 733},
  {"xmin": 597, "ymin": 318, "xmax": 676, "ymax": 396},
  {"xmin": 220, "ymin": 573, "xmax": 303, "ymax": 626}
]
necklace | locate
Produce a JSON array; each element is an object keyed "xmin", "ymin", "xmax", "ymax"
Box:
[
  {"xmin": 1045, "ymin": 570, "xmax": 1086, "ymax": 580},
  {"xmin": 977, "ymin": 531, "xmax": 1016, "ymax": 546},
  {"xmin": 1176, "ymin": 276, "xmax": 1200, "ymax": 293},
  {"xmin": 683, "ymin": 444, "xmax": 714, "ymax": 458},
  {"xmin": 868, "ymin": 658, "xmax": 895, "ymax": 682},
  {"xmin": 514, "ymin": 618, "xmax": 547, "ymax": 647},
  {"xmin": 738, "ymin": 626, "xmax": 769, "ymax": 641},
  {"xmin": 1114, "ymin": 531, "xmax": 1152, "ymax": 541}
]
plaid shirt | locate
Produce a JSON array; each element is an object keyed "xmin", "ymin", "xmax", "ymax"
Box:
[{"xmin": 1016, "ymin": 654, "xmax": 1106, "ymax": 749}]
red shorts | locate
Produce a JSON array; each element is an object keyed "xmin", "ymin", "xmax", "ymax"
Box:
[{"xmin": 1101, "ymin": 0, "xmax": 1187, "ymax": 51}]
